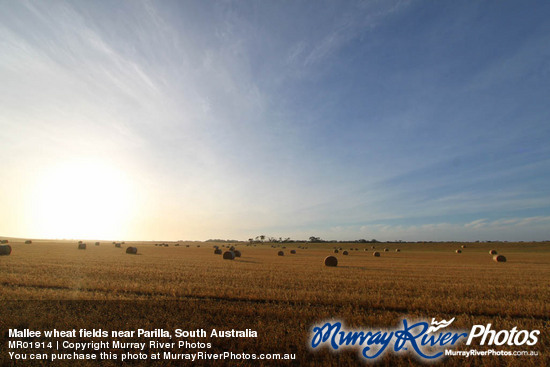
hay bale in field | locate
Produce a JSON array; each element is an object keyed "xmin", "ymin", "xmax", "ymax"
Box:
[
  {"xmin": 493, "ymin": 254, "xmax": 506, "ymax": 262},
  {"xmin": 223, "ymin": 251, "xmax": 235, "ymax": 260},
  {"xmin": 95, "ymin": 242, "xmax": 100, "ymax": 246},
  {"xmin": 25, "ymin": 240, "xmax": 32, "ymax": 244},
  {"xmin": 78, "ymin": 240, "xmax": 83, "ymax": 244},
  {"xmin": 455, "ymin": 249, "xmax": 461, "ymax": 253},
  {"xmin": 234, "ymin": 250, "xmax": 241, "ymax": 257},
  {"xmin": 214, "ymin": 248, "xmax": 222, "ymax": 255},
  {"xmin": 175, "ymin": 243, "xmax": 180, "ymax": 246},
  {"xmin": 126, "ymin": 247, "xmax": 138, "ymax": 255},
  {"xmin": 277, "ymin": 251, "xmax": 284, "ymax": 256},
  {"xmin": 373, "ymin": 251, "xmax": 380, "ymax": 257},
  {"xmin": 115, "ymin": 243, "xmax": 121, "ymax": 248},
  {"xmin": 0, "ymin": 240, "xmax": 8, "ymax": 244},
  {"xmin": 229, "ymin": 246, "xmax": 235, "ymax": 251},
  {"xmin": 395, "ymin": 248, "xmax": 400, "ymax": 252},
  {"xmin": 371, "ymin": 246, "xmax": 375, "ymax": 249},
  {"xmin": 0, "ymin": 244, "xmax": 12, "ymax": 256},
  {"xmin": 489, "ymin": 249, "xmax": 498, "ymax": 255},
  {"xmin": 186, "ymin": 245, "xmax": 190, "ymax": 247},
  {"xmin": 197, "ymin": 245, "xmax": 200, "ymax": 247},
  {"xmin": 461, "ymin": 245, "xmax": 466, "ymax": 249},
  {"xmin": 290, "ymin": 250, "xmax": 296, "ymax": 254},
  {"xmin": 338, "ymin": 247, "xmax": 343, "ymax": 250},
  {"xmin": 342, "ymin": 250, "xmax": 349, "ymax": 255},
  {"xmin": 324, "ymin": 256, "xmax": 338, "ymax": 267},
  {"xmin": 334, "ymin": 249, "xmax": 339, "ymax": 254},
  {"xmin": 384, "ymin": 248, "xmax": 389, "ymax": 252},
  {"xmin": 78, "ymin": 243, "xmax": 86, "ymax": 250}
]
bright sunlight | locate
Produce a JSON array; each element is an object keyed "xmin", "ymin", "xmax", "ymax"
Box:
[{"xmin": 26, "ymin": 158, "xmax": 137, "ymax": 240}]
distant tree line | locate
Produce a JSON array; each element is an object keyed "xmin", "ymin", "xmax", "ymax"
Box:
[{"xmin": 205, "ymin": 239, "xmax": 240, "ymax": 243}]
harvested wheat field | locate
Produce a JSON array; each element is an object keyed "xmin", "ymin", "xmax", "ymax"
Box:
[{"xmin": 1, "ymin": 239, "xmax": 549, "ymax": 366}]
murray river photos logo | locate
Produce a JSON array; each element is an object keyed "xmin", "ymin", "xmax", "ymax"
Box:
[{"xmin": 309, "ymin": 318, "xmax": 540, "ymax": 362}]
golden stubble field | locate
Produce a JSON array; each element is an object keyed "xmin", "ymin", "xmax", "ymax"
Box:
[{"xmin": 1, "ymin": 240, "xmax": 549, "ymax": 366}]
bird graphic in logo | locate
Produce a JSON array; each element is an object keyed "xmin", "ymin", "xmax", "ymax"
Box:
[{"xmin": 426, "ymin": 318, "xmax": 456, "ymax": 333}]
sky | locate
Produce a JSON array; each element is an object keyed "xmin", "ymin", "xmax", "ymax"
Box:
[{"xmin": 1, "ymin": 0, "xmax": 549, "ymax": 242}]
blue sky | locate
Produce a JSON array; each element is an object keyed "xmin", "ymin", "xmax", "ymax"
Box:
[{"xmin": 1, "ymin": 1, "xmax": 549, "ymax": 241}]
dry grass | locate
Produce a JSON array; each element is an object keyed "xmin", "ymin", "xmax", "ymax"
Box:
[{"xmin": 0, "ymin": 240, "xmax": 549, "ymax": 366}]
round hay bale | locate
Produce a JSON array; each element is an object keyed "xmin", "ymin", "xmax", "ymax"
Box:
[
  {"xmin": 461, "ymin": 245, "xmax": 466, "ymax": 249},
  {"xmin": 95, "ymin": 242, "xmax": 100, "ymax": 246},
  {"xmin": 364, "ymin": 248, "xmax": 368, "ymax": 251},
  {"xmin": 455, "ymin": 249, "xmax": 461, "ymax": 254},
  {"xmin": 126, "ymin": 247, "xmax": 138, "ymax": 255},
  {"xmin": 234, "ymin": 250, "xmax": 241, "ymax": 257},
  {"xmin": 115, "ymin": 243, "xmax": 121, "ymax": 248},
  {"xmin": 290, "ymin": 250, "xmax": 296, "ymax": 254},
  {"xmin": 229, "ymin": 246, "xmax": 235, "ymax": 251},
  {"xmin": 493, "ymin": 254, "xmax": 506, "ymax": 263},
  {"xmin": 0, "ymin": 240, "xmax": 8, "ymax": 244},
  {"xmin": 334, "ymin": 249, "xmax": 339, "ymax": 254},
  {"xmin": 373, "ymin": 251, "xmax": 380, "ymax": 257},
  {"xmin": 214, "ymin": 248, "xmax": 222, "ymax": 255},
  {"xmin": 324, "ymin": 256, "xmax": 338, "ymax": 267},
  {"xmin": 384, "ymin": 248, "xmax": 389, "ymax": 252},
  {"xmin": 223, "ymin": 251, "xmax": 235, "ymax": 260},
  {"xmin": 277, "ymin": 251, "xmax": 284, "ymax": 256},
  {"xmin": 25, "ymin": 240, "xmax": 32, "ymax": 244},
  {"xmin": 395, "ymin": 248, "xmax": 401, "ymax": 252},
  {"xmin": 489, "ymin": 249, "xmax": 498, "ymax": 255},
  {"xmin": 338, "ymin": 247, "xmax": 343, "ymax": 250},
  {"xmin": 186, "ymin": 245, "xmax": 190, "ymax": 247},
  {"xmin": 342, "ymin": 250, "xmax": 349, "ymax": 255},
  {"xmin": 0, "ymin": 244, "xmax": 12, "ymax": 256},
  {"xmin": 78, "ymin": 243, "xmax": 86, "ymax": 250}
]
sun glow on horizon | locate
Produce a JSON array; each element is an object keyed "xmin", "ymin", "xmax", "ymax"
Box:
[{"xmin": 26, "ymin": 158, "xmax": 138, "ymax": 240}]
